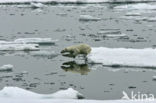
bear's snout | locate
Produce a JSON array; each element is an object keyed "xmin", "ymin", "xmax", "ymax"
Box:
[
  {"xmin": 61, "ymin": 48, "xmax": 68, "ymax": 54},
  {"xmin": 61, "ymin": 49, "xmax": 65, "ymax": 53}
]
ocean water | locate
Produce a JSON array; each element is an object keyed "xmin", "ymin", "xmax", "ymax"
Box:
[
  {"xmin": 0, "ymin": 2, "xmax": 156, "ymax": 100},
  {"xmin": 0, "ymin": 0, "xmax": 156, "ymax": 3}
]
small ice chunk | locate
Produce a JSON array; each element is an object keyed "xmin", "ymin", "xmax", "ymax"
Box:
[
  {"xmin": 0, "ymin": 44, "xmax": 39, "ymax": 51},
  {"xmin": 97, "ymin": 30, "xmax": 126, "ymax": 37},
  {"xmin": 153, "ymin": 76, "xmax": 156, "ymax": 80},
  {"xmin": 105, "ymin": 34, "xmax": 127, "ymax": 37},
  {"xmin": 0, "ymin": 41, "xmax": 13, "ymax": 44},
  {"xmin": 125, "ymin": 12, "xmax": 141, "ymax": 16},
  {"xmin": 79, "ymin": 15, "xmax": 101, "ymax": 21},
  {"xmin": 30, "ymin": 2, "xmax": 45, "ymax": 8},
  {"xmin": 14, "ymin": 38, "xmax": 56, "ymax": 45},
  {"xmin": 21, "ymin": 71, "xmax": 29, "ymax": 74},
  {"xmin": 97, "ymin": 30, "xmax": 121, "ymax": 35},
  {"xmin": 144, "ymin": 17, "xmax": 156, "ymax": 22},
  {"xmin": 0, "ymin": 64, "xmax": 13, "ymax": 72}
]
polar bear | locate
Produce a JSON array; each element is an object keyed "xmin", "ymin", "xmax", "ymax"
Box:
[{"xmin": 61, "ymin": 44, "xmax": 91, "ymax": 58}]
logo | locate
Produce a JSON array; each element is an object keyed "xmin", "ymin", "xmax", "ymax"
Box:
[{"xmin": 122, "ymin": 91, "xmax": 155, "ymax": 101}]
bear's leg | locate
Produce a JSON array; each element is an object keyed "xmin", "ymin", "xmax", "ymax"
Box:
[
  {"xmin": 84, "ymin": 54, "xmax": 88, "ymax": 64},
  {"xmin": 72, "ymin": 49, "xmax": 79, "ymax": 58}
]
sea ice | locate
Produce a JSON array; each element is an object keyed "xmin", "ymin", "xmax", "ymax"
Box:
[
  {"xmin": 88, "ymin": 47, "xmax": 156, "ymax": 68},
  {"xmin": 79, "ymin": 15, "xmax": 101, "ymax": 21},
  {"xmin": 0, "ymin": 87, "xmax": 84, "ymax": 99},
  {"xmin": 0, "ymin": 64, "xmax": 13, "ymax": 72},
  {"xmin": 30, "ymin": 2, "xmax": 45, "ymax": 8},
  {"xmin": 0, "ymin": 44, "xmax": 39, "ymax": 51},
  {"xmin": 14, "ymin": 38, "xmax": 56, "ymax": 45},
  {"xmin": 0, "ymin": 87, "xmax": 155, "ymax": 103}
]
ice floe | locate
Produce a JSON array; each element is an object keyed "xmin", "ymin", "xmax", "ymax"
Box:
[
  {"xmin": 0, "ymin": 38, "xmax": 57, "ymax": 51},
  {"xmin": 0, "ymin": 38, "xmax": 56, "ymax": 45},
  {"xmin": 120, "ymin": 15, "xmax": 156, "ymax": 22},
  {"xmin": 88, "ymin": 47, "xmax": 156, "ymax": 68},
  {"xmin": 0, "ymin": 41, "xmax": 13, "ymax": 44},
  {"xmin": 0, "ymin": 87, "xmax": 155, "ymax": 103},
  {"xmin": 14, "ymin": 38, "xmax": 56, "ymax": 45},
  {"xmin": 0, "ymin": 99, "xmax": 156, "ymax": 103},
  {"xmin": 97, "ymin": 30, "xmax": 121, "ymax": 35},
  {"xmin": 2, "ymin": 50, "xmax": 58, "ymax": 59},
  {"xmin": 0, "ymin": 44, "xmax": 39, "ymax": 51},
  {"xmin": 0, "ymin": 87, "xmax": 84, "ymax": 99},
  {"xmin": 79, "ymin": 15, "xmax": 101, "ymax": 21},
  {"xmin": 125, "ymin": 12, "xmax": 142, "ymax": 16},
  {"xmin": 0, "ymin": 64, "xmax": 13, "ymax": 72},
  {"xmin": 97, "ymin": 29, "xmax": 126, "ymax": 37},
  {"xmin": 115, "ymin": 3, "xmax": 156, "ymax": 10},
  {"xmin": 152, "ymin": 76, "xmax": 156, "ymax": 80},
  {"xmin": 104, "ymin": 34, "xmax": 126, "ymax": 37},
  {"xmin": 47, "ymin": 88, "xmax": 84, "ymax": 99},
  {"xmin": 30, "ymin": 2, "xmax": 45, "ymax": 8}
]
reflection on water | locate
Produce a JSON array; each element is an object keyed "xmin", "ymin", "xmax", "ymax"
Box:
[
  {"xmin": 62, "ymin": 52, "xmax": 76, "ymax": 58},
  {"xmin": 61, "ymin": 61, "xmax": 90, "ymax": 75}
]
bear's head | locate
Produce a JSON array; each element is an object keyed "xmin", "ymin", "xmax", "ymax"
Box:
[
  {"xmin": 61, "ymin": 48, "xmax": 68, "ymax": 54},
  {"xmin": 61, "ymin": 48, "xmax": 76, "ymax": 58}
]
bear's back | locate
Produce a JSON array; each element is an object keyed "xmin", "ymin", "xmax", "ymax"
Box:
[{"xmin": 78, "ymin": 44, "xmax": 91, "ymax": 54}]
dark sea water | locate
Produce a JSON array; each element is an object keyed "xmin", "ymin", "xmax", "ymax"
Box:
[{"xmin": 0, "ymin": 3, "xmax": 156, "ymax": 100}]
